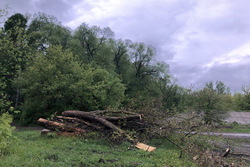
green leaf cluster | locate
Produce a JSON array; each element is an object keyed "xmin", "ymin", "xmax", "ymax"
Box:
[
  {"xmin": 0, "ymin": 113, "xmax": 14, "ymax": 155},
  {"xmin": 18, "ymin": 46, "xmax": 125, "ymax": 124}
]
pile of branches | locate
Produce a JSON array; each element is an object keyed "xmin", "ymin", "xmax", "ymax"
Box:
[{"xmin": 37, "ymin": 110, "xmax": 146, "ymax": 142}]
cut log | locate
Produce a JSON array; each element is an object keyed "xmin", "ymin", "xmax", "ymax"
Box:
[
  {"xmin": 96, "ymin": 110, "xmax": 143, "ymax": 121},
  {"xmin": 103, "ymin": 115, "xmax": 142, "ymax": 121},
  {"xmin": 41, "ymin": 129, "xmax": 50, "ymax": 135},
  {"xmin": 38, "ymin": 118, "xmax": 85, "ymax": 133},
  {"xmin": 91, "ymin": 110, "xmax": 141, "ymax": 116},
  {"xmin": 62, "ymin": 110, "xmax": 124, "ymax": 133},
  {"xmin": 56, "ymin": 116, "xmax": 102, "ymax": 130},
  {"xmin": 135, "ymin": 142, "xmax": 156, "ymax": 152},
  {"xmin": 62, "ymin": 110, "xmax": 142, "ymax": 122}
]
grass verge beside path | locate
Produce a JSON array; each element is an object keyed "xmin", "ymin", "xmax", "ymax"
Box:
[
  {"xmin": 0, "ymin": 131, "xmax": 197, "ymax": 167},
  {"xmin": 216, "ymin": 124, "xmax": 250, "ymax": 133}
]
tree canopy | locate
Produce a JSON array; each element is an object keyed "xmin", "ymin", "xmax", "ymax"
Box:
[{"xmin": 1, "ymin": 12, "xmax": 249, "ymax": 125}]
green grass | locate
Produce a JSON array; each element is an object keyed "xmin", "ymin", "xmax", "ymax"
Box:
[
  {"xmin": 0, "ymin": 130, "xmax": 198, "ymax": 167},
  {"xmin": 216, "ymin": 124, "xmax": 250, "ymax": 133}
]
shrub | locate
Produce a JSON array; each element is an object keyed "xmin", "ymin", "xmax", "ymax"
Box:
[{"xmin": 0, "ymin": 113, "xmax": 14, "ymax": 155}]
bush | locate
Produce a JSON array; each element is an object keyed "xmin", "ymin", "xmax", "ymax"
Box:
[
  {"xmin": 18, "ymin": 46, "xmax": 125, "ymax": 124},
  {"xmin": 0, "ymin": 113, "xmax": 14, "ymax": 155},
  {"xmin": 191, "ymin": 88, "xmax": 226, "ymax": 124}
]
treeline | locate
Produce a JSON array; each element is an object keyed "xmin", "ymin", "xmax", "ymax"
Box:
[{"xmin": 0, "ymin": 12, "xmax": 250, "ymax": 125}]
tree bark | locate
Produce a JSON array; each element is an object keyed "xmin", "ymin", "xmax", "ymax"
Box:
[
  {"xmin": 56, "ymin": 116, "xmax": 102, "ymax": 130},
  {"xmin": 89, "ymin": 110, "xmax": 143, "ymax": 121},
  {"xmin": 38, "ymin": 118, "xmax": 85, "ymax": 133},
  {"xmin": 62, "ymin": 110, "xmax": 124, "ymax": 133}
]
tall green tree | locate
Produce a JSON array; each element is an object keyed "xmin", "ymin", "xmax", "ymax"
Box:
[
  {"xmin": 27, "ymin": 13, "xmax": 71, "ymax": 50},
  {"xmin": 191, "ymin": 84, "xmax": 228, "ymax": 124},
  {"xmin": 205, "ymin": 81, "xmax": 230, "ymax": 94},
  {"xmin": 233, "ymin": 86, "xmax": 250, "ymax": 110},
  {"xmin": 111, "ymin": 39, "xmax": 132, "ymax": 84},
  {"xmin": 4, "ymin": 13, "xmax": 27, "ymax": 41},
  {"xmin": 1, "ymin": 13, "xmax": 31, "ymax": 107},
  {"xmin": 129, "ymin": 43, "xmax": 155, "ymax": 81},
  {"xmin": 72, "ymin": 23, "xmax": 114, "ymax": 66},
  {"xmin": 0, "ymin": 8, "xmax": 15, "ymax": 155},
  {"xmin": 18, "ymin": 46, "xmax": 125, "ymax": 124}
]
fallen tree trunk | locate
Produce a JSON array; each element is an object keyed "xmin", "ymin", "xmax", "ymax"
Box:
[
  {"xmin": 103, "ymin": 115, "xmax": 142, "ymax": 121},
  {"xmin": 56, "ymin": 116, "xmax": 102, "ymax": 130},
  {"xmin": 62, "ymin": 110, "xmax": 124, "ymax": 133},
  {"xmin": 38, "ymin": 118, "xmax": 85, "ymax": 133}
]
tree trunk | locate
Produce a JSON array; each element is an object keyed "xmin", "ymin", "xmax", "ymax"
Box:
[
  {"xmin": 56, "ymin": 116, "xmax": 102, "ymax": 130},
  {"xmin": 62, "ymin": 110, "xmax": 124, "ymax": 133},
  {"xmin": 38, "ymin": 118, "xmax": 85, "ymax": 133}
]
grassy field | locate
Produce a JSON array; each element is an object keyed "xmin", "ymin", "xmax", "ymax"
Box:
[
  {"xmin": 216, "ymin": 124, "xmax": 250, "ymax": 133},
  {"xmin": 0, "ymin": 130, "xmax": 198, "ymax": 167}
]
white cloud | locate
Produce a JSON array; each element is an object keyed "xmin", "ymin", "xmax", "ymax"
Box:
[{"xmin": 205, "ymin": 42, "xmax": 250, "ymax": 68}]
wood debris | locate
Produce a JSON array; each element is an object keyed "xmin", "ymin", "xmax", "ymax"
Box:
[{"xmin": 37, "ymin": 110, "xmax": 156, "ymax": 151}]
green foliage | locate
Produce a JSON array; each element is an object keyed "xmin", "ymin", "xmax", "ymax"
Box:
[
  {"xmin": 1, "ymin": 14, "xmax": 32, "ymax": 108},
  {"xmin": 0, "ymin": 80, "xmax": 12, "ymax": 115},
  {"xmin": 161, "ymin": 83, "xmax": 186, "ymax": 111},
  {"xmin": 0, "ymin": 113, "xmax": 14, "ymax": 155},
  {"xmin": 4, "ymin": 13, "xmax": 27, "ymax": 31},
  {"xmin": 4, "ymin": 13, "xmax": 27, "ymax": 41},
  {"xmin": 73, "ymin": 23, "xmax": 114, "ymax": 63},
  {"xmin": 27, "ymin": 13, "xmax": 71, "ymax": 50},
  {"xmin": 232, "ymin": 86, "xmax": 250, "ymax": 110},
  {"xmin": 71, "ymin": 23, "xmax": 116, "ymax": 72},
  {"xmin": 205, "ymin": 81, "xmax": 230, "ymax": 94},
  {"xmin": 0, "ymin": 8, "xmax": 15, "ymax": 155},
  {"xmin": 190, "ymin": 86, "xmax": 227, "ymax": 124},
  {"xmin": 18, "ymin": 46, "xmax": 125, "ymax": 124},
  {"xmin": 0, "ymin": 80, "xmax": 15, "ymax": 154},
  {"xmin": 232, "ymin": 93, "xmax": 246, "ymax": 110}
]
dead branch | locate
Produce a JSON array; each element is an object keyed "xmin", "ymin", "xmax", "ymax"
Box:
[
  {"xmin": 222, "ymin": 148, "xmax": 230, "ymax": 157},
  {"xmin": 229, "ymin": 153, "xmax": 250, "ymax": 157}
]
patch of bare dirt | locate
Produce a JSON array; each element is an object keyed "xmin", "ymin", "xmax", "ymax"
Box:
[{"xmin": 11, "ymin": 122, "xmax": 44, "ymax": 132}]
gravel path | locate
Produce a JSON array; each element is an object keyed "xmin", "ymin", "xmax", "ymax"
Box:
[
  {"xmin": 200, "ymin": 132, "xmax": 250, "ymax": 138},
  {"xmin": 224, "ymin": 111, "xmax": 250, "ymax": 125}
]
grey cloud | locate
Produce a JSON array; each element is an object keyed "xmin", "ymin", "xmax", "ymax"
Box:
[
  {"xmin": 1, "ymin": 0, "xmax": 78, "ymax": 25},
  {"xmin": 174, "ymin": 61, "xmax": 250, "ymax": 92},
  {"xmin": 171, "ymin": 64, "xmax": 204, "ymax": 87},
  {"xmin": 1, "ymin": 0, "xmax": 250, "ymax": 92},
  {"xmin": 90, "ymin": 0, "xmax": 196, "ymax": 61},
  {"xmin": 195, "ymin": 62, "xmax": 250, "ymax": 92}
]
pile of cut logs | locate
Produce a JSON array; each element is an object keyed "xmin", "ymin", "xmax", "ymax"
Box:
[
  {"xmin": 38, "ymin": 110, "xmax": 156, "ymax": 151},
  {"xmin": 38, "ymin": 110, "xmax": 143, "ymax": 135}
]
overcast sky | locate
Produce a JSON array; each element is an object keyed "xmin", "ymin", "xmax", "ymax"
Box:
[{"xmin": 1, "ymin": 0, "xmax": 250, "ymax": 92}]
